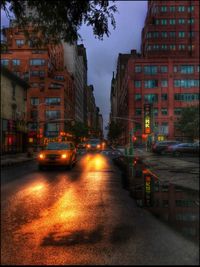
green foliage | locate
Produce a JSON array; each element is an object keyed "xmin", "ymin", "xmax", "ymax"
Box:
[
  {"xmin": 1, "ymin": 0, "xmax": 117, "ymax": 45},
  {"xmin": 176, "ymin": 105, "xmax": 199, "ymax": 139},
  {"xmin": 70, "ymin": 121, "xmax": 89, "ymax": 142},
  {"xmin": 107, "ymin": 120, "xmax": 123, "ymax": 142}
]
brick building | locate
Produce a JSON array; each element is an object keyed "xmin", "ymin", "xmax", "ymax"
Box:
[
  {"xmin": 1, "ymin": 21, "xmax": 75, "ymax": 147},
  {"xmin": 111, "ymin": 0, "xmax": 199, "ymax": 144}
]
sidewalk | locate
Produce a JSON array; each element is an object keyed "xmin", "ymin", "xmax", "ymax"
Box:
[{"xmin": 1, "ymin": 152, "xmax": 37, "ymax": 168}]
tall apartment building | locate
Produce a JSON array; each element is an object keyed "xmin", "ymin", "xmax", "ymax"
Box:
[
  {"xmin": 1, "ymin": 22, "xmax": 75, "ymax": 146},
  {"xmin": 63, "ymin": 43, "xmax": 88, "ymax": 124},
  {"xmin": 111, "ymin": 0, "xmax": 199, "ymax": 144}
]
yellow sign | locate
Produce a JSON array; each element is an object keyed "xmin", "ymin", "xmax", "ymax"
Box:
[
  {"xmin": 144, "ymin": 116, "xmax": 151, "ymax": 134},
  {"xmin": 29, "ymin": 138, "xmax": 33, "ymax": 143}
]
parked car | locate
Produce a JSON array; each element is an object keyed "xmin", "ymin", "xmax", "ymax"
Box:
[
  {"xmin": 86, "ymin": 138, "xmax": 102, "ymax": 151},
  {"xmin": 166, "ymin": 142, "xmax": 200, "ymax": 156},
  {"xmin": 37, "ymin": 142, "xmax": 77, "ymax": 170},
  {"xmin": 114, "ymin": 146, "xmax": 126, "ymax": 156},
  {"xmin": 152, "ymin": 140, "xmax": 180, "ymax": 154}
]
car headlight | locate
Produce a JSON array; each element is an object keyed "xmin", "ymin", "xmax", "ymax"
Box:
[
  {"xmin": 39, "ymin": 153, "xmax": 45, "ymax": 159},
  {"xmin": 61, "ymin": 154, "xmax": 67, "ymax": 159},
  {"xmin": 87, "ymin": 144, "xmax": 91, "ymax": 148},
  {"xmin": 97, "ymin": 144, "xmax": 100, "ymax": 148}
]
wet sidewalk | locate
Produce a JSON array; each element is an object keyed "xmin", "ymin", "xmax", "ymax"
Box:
[{"xmin": 1, "ymin": 152, "xmax": 37, "ymax": 168}]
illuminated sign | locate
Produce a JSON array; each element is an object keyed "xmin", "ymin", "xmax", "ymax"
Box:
[
  {"xmin": 29, "ymin": 138, "xmax": 33, "ymax": 143},
  {"xmin": 144, "ymin": 173, "xmax": 151, "ymax": 206},
  {"xmin": 144, "ymin": 104, "xmax": 152, "ymax": 134}
]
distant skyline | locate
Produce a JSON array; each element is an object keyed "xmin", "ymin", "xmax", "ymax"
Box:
[
  {"xmin": 79, "ymin": 1, "xmax": 147, "ymax": 136},
  {"xmin": 1, "ymin": 1, "xmax": 148, "ymax": 136}
]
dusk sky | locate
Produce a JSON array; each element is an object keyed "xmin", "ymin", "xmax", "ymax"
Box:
[{"xmin": 1, "ymin": 1, "xmax": 148, "ymax": 136}]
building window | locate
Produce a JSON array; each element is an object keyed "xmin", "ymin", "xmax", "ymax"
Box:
[
  {"xmin": 28, "ymin": 122, "xmax": 37, "ymax": 130},
  {"xmin": 188, "ymin": 31, "xmax": 194, "ymax": 38},
  {"xmin": 174, "ymin": 93, "xmax": 199, "ymax": 101},
  {"xmin": 134, "ymin": 81, "xmax": 141, "ymax": 88},
  {"xmin": 54, "ymin": 75, "xmax": 65, "ymax": 81},
  {"xmin": 30, "ymin": 59, "xmax": 46, "ymax": 66},
  {"xmin": 144, "ymin": 94, "xmax": 158, "ymax": 103},
  {"xmin": 30, "ymin": 70, "xmax": 45, "ymax": 77},
  {"xmin": 144, "ymin": 65, "xmax": 158, "ymax": 75},
  {"xmin": 174, "ymin": 108, "xmax": 182, "ymax": 115},
  {"xmin": 155, "ymin": 19, "xmax": 159, "ymax": 25},
  {"xmin": 174, "ymin": 79, "xmax": 199, "ymax": 88},
  {"xmin": 169, "ymin": 6, "xmax": 175, "ymax": 12},
  {"xmin": 188, "ymin": 45, "xmax": 194, "ymax": 51},
  {"xmin": 178, "ymin": 44, "xmax": 185, "ymax": 50},
  {"xmin": 161, "ymin": 6, "xmax": 167, "ymax": 12},
  {"xmin": 175, "ymin": 200, "xmax": 196, "ymax": 207},
  {"xmin": 13, "ymin": 71, "xmax": 20, "ymax": 77},
  {"xmin": 135, "ymin": 65, "xmax": 142, "ymax": 73},
  {"xmin": 49, "ymin": 83, "xmax": 62, "ymax": 89},
  {"xmin": 169, "ymin": 44, "xmax": 176, "ymax": 51},
  {"xmin": 161, "ymin": 32, "xmax": 167, "ymax": 38},
  {"xmin": 178, "ymin": 19, "xmax": 185, "ymax": 24},
  {"xmin": 31, "ymin": 97, "xmax": 39, "ymax": 105},
  {"xmin": 16, "ymin": 39, "xmax": 24, "ymax": 46},
  {"xmin": 188, "ymin": 18, "xmax": 194, "ymax": 24},
  {"xmin": 153, "ymin": 108, "xmax": 158, "ymax": 116},
  {"xmin": 135, "ymin": 94, "xmax": 142, "ymax": 101},
  {"xmin": 161, "ymin": 19, "xmax": 167, "ymax": 25},
  {"xmin": 178, "ymin": 6, "xmax": 185, "ymax": 12},
  {"xmin": 12, "ymin": 59, "xmax": 20, "ymax": 66},
  {"xmin": 46, "ymin": 123, "xmax": 60, "ymax": 132},
  {"xmin": 169, "ymin": 31, "xmax": 176, "ymax": 38},
  {"xmin": 161, "ymin": 94, "xmax": 168, "ymax": 101},
  {"xmin": 188, "ymin": 6, "xmax": 194, "ymax": 12},
  {"xmin": 161, "ymin": 80, "xmax": 168, "ymax": 87},
  {"xmin": 160, "ymin": 66, "xmax": 168, "ymax": 73},
  {"xmin": 161, "ymin": 184, "xmax": 169, "ymax": 192},
  {"xmin": 178, "ymin": 31, "xmax": 185, "ymax": 38},
  {"xmin": 152, "ymin": 32, "xmax": 159, "ymax": 38},
  {"xmin": 169, "ymin": 19, "xmax": 176, "ymax": 25},
  {"xmin": 45, "ymin": 110, "xmax": 61, "ymax": 120},
  {"xmin": 161, "ymin": 108, "xmax": 168, "ymax": 115},
  {"xmin": 152, "ymin": 44, "xmax": 159, "ymax": 50},
  {"xmin": 1, "ymin": 59, "xmax": 9, "ymax": 66},
  {"xmin": 176, "ymin": 213, "xmax": 197, "ymax": 222},
  {"xmin": 31, "ymin": 83, "xmax": 39, "ymax": 88},
  {"xmin": 161, "ymin": 44, "xmax": 167, "ymax": 50},
  {"xmin": 135, "ymin": 108, "xmax": 142, "ymax": 115},
  {"xmin": 180, "ymin": 65, "xmax": 194, "ymax": 74},
  {"xmin": 197, "ymin": 65, "xmax": 200, "ymax": 72},
  {"xmin": 144, "ymin": 80, "xmax": 158, "ymax": 88},
  {"xmin": 45, "ymin": 97, "xmax": 61, "ymax": 105}
]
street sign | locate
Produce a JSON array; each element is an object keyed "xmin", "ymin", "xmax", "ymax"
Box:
[{"xmin": 144, "ymin": 104, "xmax": 152, "ymax": 134}]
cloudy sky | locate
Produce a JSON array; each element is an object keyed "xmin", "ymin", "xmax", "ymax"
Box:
[
  {"xmin": 79, "ymin": 1, "xmax": 147, "ymax": 135},
  {"xmin": 1, "ymin": 1, "xmax": 147, "ymax": 136}
]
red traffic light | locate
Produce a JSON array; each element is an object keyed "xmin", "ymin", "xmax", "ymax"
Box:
[{"xmin": 132, "ymin": 136, "xmax": 137, "ymax": 142}]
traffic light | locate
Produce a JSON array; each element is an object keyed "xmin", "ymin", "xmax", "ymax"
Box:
[{"xmin": 132, "ymin": 136, "xmax": 137, "ymax": 142}]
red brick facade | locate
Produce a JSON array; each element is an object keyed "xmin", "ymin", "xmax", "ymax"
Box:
[
  {"xmin": 115, "ymin": 0, "xmax": 199, "ymax": 144},
  {"xmin": 1, "ymin": 24, "xmax": 75, "ymax": 145}
]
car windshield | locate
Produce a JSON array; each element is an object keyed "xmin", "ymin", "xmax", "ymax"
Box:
[
  {"xmin": 88, "ymin": 139, "xmax": 101, "ymax": 144},
  {"xmin": 46, "ymin": 142, "xmax": 70, "ymax": 150}
]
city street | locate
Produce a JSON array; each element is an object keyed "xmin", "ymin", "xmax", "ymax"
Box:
[{"xmin": 1, "ymin": 151, "xmax": 199, "ymax": 265}]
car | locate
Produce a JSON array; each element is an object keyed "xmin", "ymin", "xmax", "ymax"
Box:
[
  {"xmin": 166, "ymin": 142, "xmax": 200, "ymax": 156},
  {"xmin": 86, "ymin": 138, "xmax": 102, "ymax": 151},
  {"xmin": 37, "ymin": 142, "xmax": 77, "ymax": 170},
  {"xmin": 114, "ymin": 146, "xmax": 126, "ymax": 156},
  {"xmin": 152, "ymin": 140, "xmax": 180, "ymax": 154},
  {"xmin": 77, "ymin": 142, "xmax": 87, "ymax": 149}
]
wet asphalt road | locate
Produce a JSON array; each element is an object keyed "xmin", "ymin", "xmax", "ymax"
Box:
[{"xmin": 1, "ymin": 151, "xmax": 199, "ymax": 265}]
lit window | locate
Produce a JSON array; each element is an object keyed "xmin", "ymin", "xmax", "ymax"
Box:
[
  {"xmin": 178, "ymin": 31, "xmax": 185, "ymax": 38},
  {"xmin": 16, "ymin": 39, "xmax": 24, "ymax": 46},
  {"xmin": 178, "ymin": 19, "xmax": 185, "ymax": 24},
  {"xmin": 161, "ymin": 80, "xmax": 168, "ymax": 87},
  {"xmin": 12, "ymin": 59, "xmax": 21, "ymax": 66},
  {"xmin": 178, "ymin": 6, "xmax": 185, "ymax": 12}
]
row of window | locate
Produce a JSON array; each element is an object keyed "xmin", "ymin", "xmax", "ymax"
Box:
[
  {"xmin": 31, "ymin": 110, "xmax": 61, "ymax": 119},
  {"xmin": 31, "ymin": 97, "xmax": 61, "ymax": 105},
  {"xmin": 155, "ymin": 18, "xmax": 195, "ymax": 25},
  {"xmin": 1, "ymin": 58, "xmax": 46, "ymax": 66},
  {"xmin": 135, "ymin": 93, "xmax": 199, "ymax": 102},
  {"xmin": 134, "ymin": 79, "xmax": 199, "ymax": 88},
  {"xmin": 135, "ymin": 65, "xmax": 199, "ymax": 74},
  {"xmin": 155, "ymin": 5, "xmax": 194, "ymax": 13},
  {"xmin": 146, "ymin": 44, "xmax": 195, "ymax": 52},
  {"xmin": 28, "ymin": 122, "xmax": 60, "ymax": 131},
  {"xmin": 135, "ymin": 108, "xmax": 184, "ymax": 116},
  {"xmin": 146, "ymin": 31, "xmax": 195, "ymax": 39}
]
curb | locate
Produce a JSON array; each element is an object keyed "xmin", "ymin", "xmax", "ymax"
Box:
[{"xmin": 1, "ymin": 158, "xmax": 36, "ymax": 168}]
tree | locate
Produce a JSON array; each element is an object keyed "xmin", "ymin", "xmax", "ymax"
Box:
[
  {"xmin": 176, "ymin": 105, "xmax": 199, "ymax": 140},
  {"xmin": 1, "ymin": 0, "xmax": 117, "ymax": 45},
  {"xmin": 70, "ymin": 121, "xmax": 89, "ymax": 143},
  {"xmin": 107, "ymin": 120, "xmax": 123, "ymax": 143}
]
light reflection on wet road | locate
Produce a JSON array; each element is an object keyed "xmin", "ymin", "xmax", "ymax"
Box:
[{"xmin": 1, "ymin": 153, "xmax": 199, "ymax": 265}]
